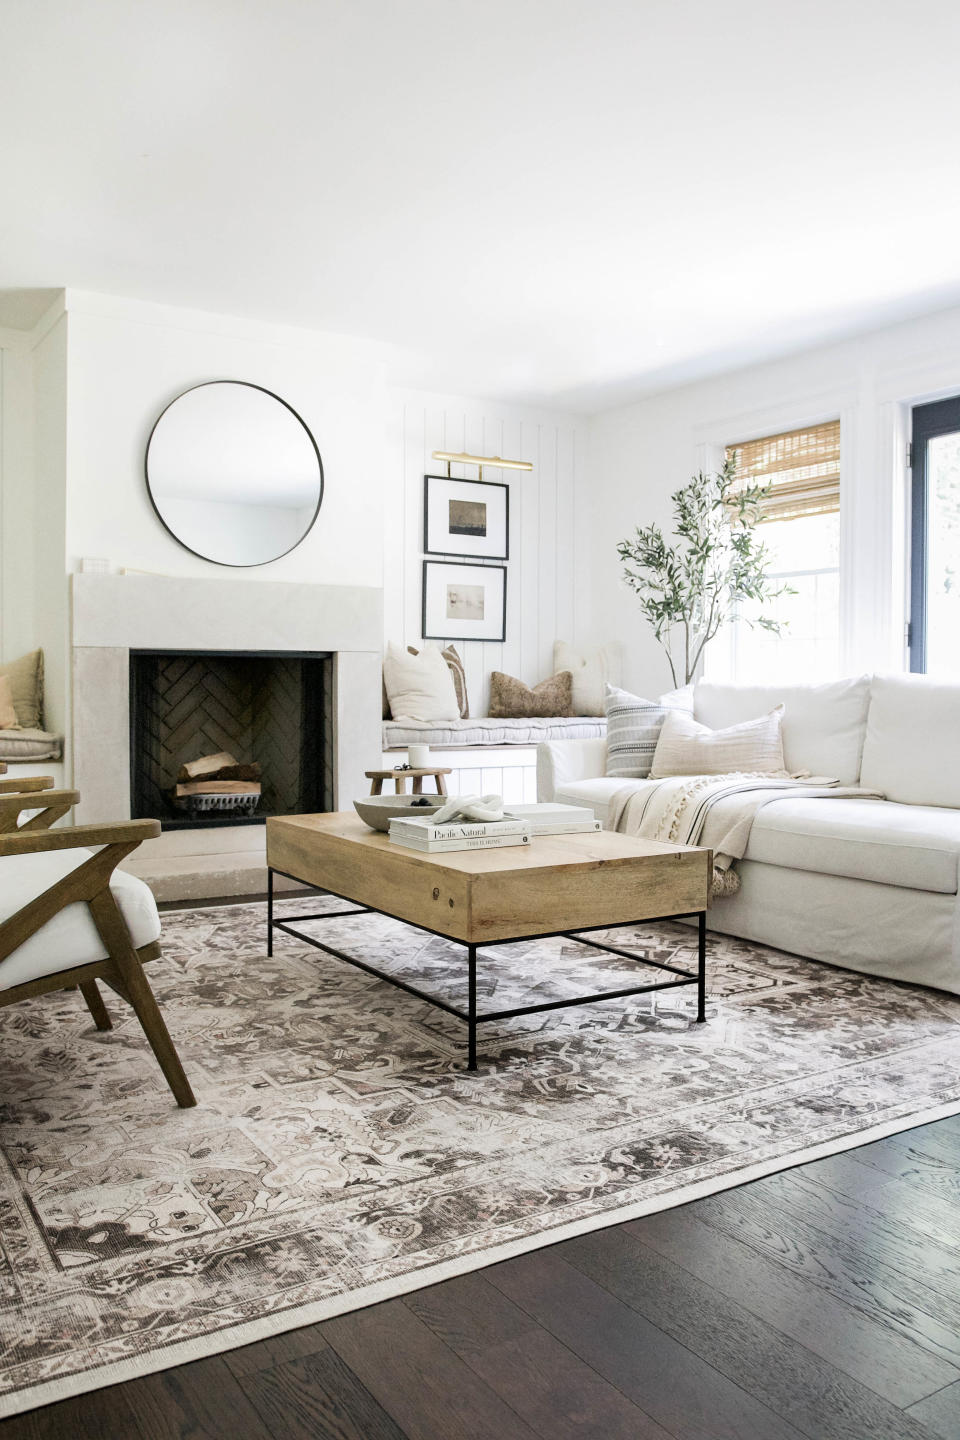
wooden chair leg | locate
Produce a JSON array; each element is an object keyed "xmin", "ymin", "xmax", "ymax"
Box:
[
  {"xmin": 87, "ymin": 892, "xmax": 196, "ymax": 1108},
  {"xmin": 436, "ymin": 774, "xmax": 448, "ymax": 796},
  {"xmin": 79, "ymin": 979, "xmax": 112, "ymax": 1031},
  {"xmin": 412, "ymin": 775, "xmax": 423, "ymax": 794},
  {"xmin": 369, "ymin": 777, "xmax": 383, "ymax": 795}
]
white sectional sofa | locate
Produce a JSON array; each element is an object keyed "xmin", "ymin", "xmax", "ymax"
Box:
[{"xmin": 537, "ymin": 674, "xmax": 960, "ymax": 996}]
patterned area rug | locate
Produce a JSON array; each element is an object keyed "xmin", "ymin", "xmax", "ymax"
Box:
[{"xmin": 3, "ymin": 896, "xmax": 960, "ymax": 1417}]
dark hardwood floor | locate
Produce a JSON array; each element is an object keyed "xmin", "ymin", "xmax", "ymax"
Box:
[{"xmin": 4, "ymin": 1113, "xmax": 960, "ymax": 1440}]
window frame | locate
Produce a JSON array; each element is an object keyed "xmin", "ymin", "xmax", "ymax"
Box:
[{"xmin": 909, "ymin": 394, "xmax": 960, "ymax": 673}]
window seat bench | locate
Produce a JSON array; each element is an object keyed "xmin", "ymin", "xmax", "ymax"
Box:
[{"xmin": 381, "ymin": 717, "xmax": 606, "ymax": 803}]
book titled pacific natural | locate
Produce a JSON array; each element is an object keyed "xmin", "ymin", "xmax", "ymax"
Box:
[{"xmin": 388, "ymin": 802, "xmax": 600, "ymax": 852}]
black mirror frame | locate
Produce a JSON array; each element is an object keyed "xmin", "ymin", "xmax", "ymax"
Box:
[{"xmin": 144, "ymin": 379, "xmax": 324, "ymax": 568}]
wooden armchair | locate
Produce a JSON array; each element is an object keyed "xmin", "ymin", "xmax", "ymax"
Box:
[
  {"xmin": 0, "ymin": 781, "xmax": 79, "ymax": 832},
  {"xmin": 0, "ymin": 816, "xmax": 195, "ymax": 1108}
]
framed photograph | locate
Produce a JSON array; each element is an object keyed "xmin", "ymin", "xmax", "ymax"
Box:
[
  {"xmin": 422, "ymin": 560, "xmax": 507, "ymax": 642},
  {"xmin": 423, "ymin": 474, "xmax": 509, "ymax": 560}
]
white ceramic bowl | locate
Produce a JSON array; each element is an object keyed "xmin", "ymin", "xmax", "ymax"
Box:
[{"xmin": 353, "ymin": 795, "xmax": 444, "ymax": 832}]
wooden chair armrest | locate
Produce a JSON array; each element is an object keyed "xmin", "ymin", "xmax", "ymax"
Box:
[
  {"xmin": 0, "ymin": 818, "xmax": 161, "ymax": 856},
  {"xmin": 0, "ymin": 776, "xmax": 55, "ymax": 794},
  {"xmin": 0, "ymin": 789, "xmax": 81, "ymax": 834}
]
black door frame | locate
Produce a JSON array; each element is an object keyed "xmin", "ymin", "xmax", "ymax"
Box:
[{"xmin": 909, "ymin": 394, "xmax": 960, "ymax": 672}]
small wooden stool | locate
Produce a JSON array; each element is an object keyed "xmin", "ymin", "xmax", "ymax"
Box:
[{"xmin": 365, "ymin": 767, "xmax": 451, "ymax": 797}]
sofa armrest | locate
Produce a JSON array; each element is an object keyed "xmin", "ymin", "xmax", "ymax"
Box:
[{"xmin": 536, "ymin": 739, "xmax": 608, "ymax": 801}]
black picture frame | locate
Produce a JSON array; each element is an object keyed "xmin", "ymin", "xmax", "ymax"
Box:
[
  {"xmin": 422, "ymin": 560, "xmax": 507, "ymax": 643},
  {"xmin": 423, "ymin": 474, "xmax": 510, "ymax": 560}
]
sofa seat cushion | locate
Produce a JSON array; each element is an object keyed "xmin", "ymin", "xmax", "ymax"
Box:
[
  {"xmin": 0, "ymin": 849, "xmax": 162, "ymax": 991},
  {"xmin": 554, "ymin": 776, "xmax": 656, "ymax": 827},
  {"xmin": 744, "ymin": 797, "xmax": 960, "ymax": 894}
]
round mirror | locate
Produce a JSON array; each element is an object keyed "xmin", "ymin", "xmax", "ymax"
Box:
[{"xmin": 145, "ymin": 381, "xmax": 324, "ymax": 566}]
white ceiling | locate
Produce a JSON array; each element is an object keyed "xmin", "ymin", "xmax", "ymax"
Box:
[{"xmin": 3, "ymin": 0, "xmax": 960, "ymax": 412}]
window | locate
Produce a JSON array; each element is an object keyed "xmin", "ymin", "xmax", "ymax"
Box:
[
  {"xmin": 910, "ymin": 395, "xmax": 960, "ymax": 677},
  {"xmin": 706, "ymin": 421, "xmax": 841, "ymax": 684}
]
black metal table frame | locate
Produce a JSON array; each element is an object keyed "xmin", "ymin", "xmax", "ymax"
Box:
[{"xmin": 267, "ymin": 867, "xmax": 707, "ymax": 1071}]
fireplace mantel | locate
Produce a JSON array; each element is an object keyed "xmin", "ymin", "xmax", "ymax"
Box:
[{"xmin": 71, "ymin": 573, "xmax": 383, "ymax": 830}]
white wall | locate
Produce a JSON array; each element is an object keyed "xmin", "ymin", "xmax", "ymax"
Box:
[
  {"xmin": 0, "ymin": 289, "xmax": 593, "ymax": 767},
  {"xmin": 390, "ymin": 392, "xmax": 589, "ymax": 715},
  {"xmin": 63, "ymin": 291, "xmax": 389, "ymax": 590},
  {"xmin": 589, "ymin": 303, "xmax": 960, "ymax": 695},
  {"xmin": 0, "ymin": 331, "xmax": 36, "ymax": 663},
  {"xmin": 31, "ymin": 310, "xmax": 70, "ymax": 740}
]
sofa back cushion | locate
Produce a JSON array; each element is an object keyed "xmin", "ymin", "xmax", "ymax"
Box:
[
  {"xmin": 860, "ymin": 674, "xmax": 960, "ymax": 807},
  {"xmin": 694, "ymin": 676, "xmax": 870, "ymax": 783}
]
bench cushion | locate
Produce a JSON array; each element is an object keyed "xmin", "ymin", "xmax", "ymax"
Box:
[
  {"xmin": 0, "ymin": 849, "xmax": 162, "ymax": 990},
  {"xmin": 0, "ymin": 728, "xmax": 63, "ymax": 761},
  {"xmin": 384, "ymin": 717, "xmax": 606, "ymax": 748}
]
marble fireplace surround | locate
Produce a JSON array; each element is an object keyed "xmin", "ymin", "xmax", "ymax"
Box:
[{"xmin": 70, "ymin": 573, "xmax": 382, "ymax": 897}]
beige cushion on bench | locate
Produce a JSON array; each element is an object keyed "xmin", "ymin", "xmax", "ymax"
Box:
[
  {"xmin": 0, "ymin": 849, "xmax": 161, "ymax": 990},
  {"xmin": 0, "ymin": 729, "xmax": 63, "ymax": 761}
]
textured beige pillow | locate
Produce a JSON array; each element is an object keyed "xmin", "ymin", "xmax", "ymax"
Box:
[
  {"xmin": 0, "ymin": 649, "xmax": 42, "ymax": 729},
  {"xmin": 553, "ymin": 641, "xmax": 621, "ymax": 716},
  {"xmin": 0, "ymin": 675, "xmax": 18, "ymax": 730},
  {"xmin": 489, "ymin": 670, "xmax": 573, "ymax": 719},
  {"xmin": 650, "ymin": 705, "xmax": 786, "ymax": 778},
  {"xmin": 383, "ymin": 642, "xmax": 460, "ymax": 721}
]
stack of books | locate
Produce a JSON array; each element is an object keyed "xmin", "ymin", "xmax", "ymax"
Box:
[
  {"xmin": 503, "ymin": 803, "xmax": 602, "ymax": 836},
  {"xmin": 388, "ymin": 816, "xmax": 531, "ymax": 852},
  {"xmin": 388, "ymin": 802, "xmax": 601, "ymax": 853}
]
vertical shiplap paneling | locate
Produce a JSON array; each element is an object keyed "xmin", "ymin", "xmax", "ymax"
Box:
[
  {"xmin": 517, "ymin": 419, "xmax": 541, "ymax": 686},
  {"xmin": 538, "ymin": 426, "xmax": 558, "ymax": 682},
  {"xmin": 555, "ymin": 424, "xmax": 577, "ymax": 652},
  {"xmin": 390, "ymin": 395, "xmax": 584, "ymax": 718}
]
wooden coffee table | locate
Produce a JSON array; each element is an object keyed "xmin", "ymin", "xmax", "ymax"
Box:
[{"xmin": 266, "ymin": 813, "xmax": 712, "ymax": 1070}]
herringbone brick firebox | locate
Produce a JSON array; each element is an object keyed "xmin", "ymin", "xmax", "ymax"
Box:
[{"xmin": 129, "ymin": 650, "xmax": 332, "ymax": 829}]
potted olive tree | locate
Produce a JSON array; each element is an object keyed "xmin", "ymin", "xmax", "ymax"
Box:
[{"xmin": 617, "ymin": 456, "xmax": 790, "ymax": 687}]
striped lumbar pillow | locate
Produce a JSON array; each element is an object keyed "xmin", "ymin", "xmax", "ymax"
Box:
[
  {"xmin": 604, "ymin": 683, "xmax": 672, "ymax": 779},
  {"xmin": 650, "ymin": 705, "xmax": 786, "ymax": 778}
]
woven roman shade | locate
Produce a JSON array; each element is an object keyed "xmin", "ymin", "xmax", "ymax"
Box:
[{"xmin": 726, "ymin": 420, "xmax": 840, "ymax": 523}]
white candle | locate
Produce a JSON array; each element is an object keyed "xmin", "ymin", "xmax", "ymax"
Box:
[{"xmin": 407, "ymin": 744, "xmax": 432, "ymax": 769}]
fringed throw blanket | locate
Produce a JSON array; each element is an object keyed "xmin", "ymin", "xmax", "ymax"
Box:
[{"xmin": 610, "ymin": 773, "xmax": 885, "ymax": 897}]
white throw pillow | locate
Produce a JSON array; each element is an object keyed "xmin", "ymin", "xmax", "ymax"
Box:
[
  {"xmin": 554, "ymin": 641, "xmax": 621, "ymax": 716},
  {"xmin": 650, "ymin": 706, "xmax": 786, "ymax": 778},
  {"xmin": 382, "ymin": 642, "xmax": 460, "ymax": 721},
  {"xmin": 604, "ymin": 683, "xmax": 672, "ymax": 779}
]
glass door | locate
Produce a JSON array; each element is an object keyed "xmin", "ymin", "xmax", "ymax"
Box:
[{"xmin": 910, "ymin": 395, "xmax": 960, "ymax": 674}]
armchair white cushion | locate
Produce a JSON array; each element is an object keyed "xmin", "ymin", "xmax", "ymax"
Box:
[{"xmin": 0, "ymin": 849, "xmax": 161, "ymax": 990}]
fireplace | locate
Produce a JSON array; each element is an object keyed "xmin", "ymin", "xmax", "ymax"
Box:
[{"xmin": 129, "ymin": 649, "xmax": 333, "ymax": 830}]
